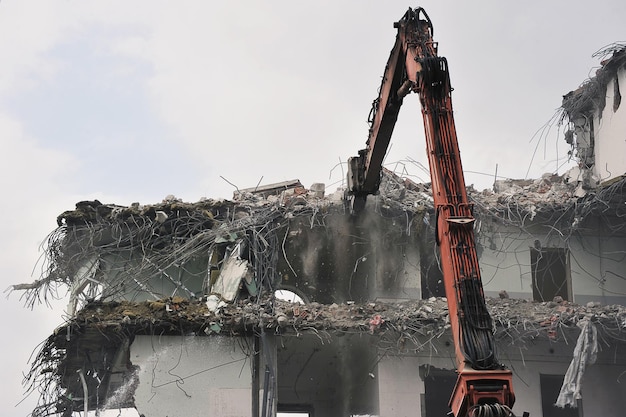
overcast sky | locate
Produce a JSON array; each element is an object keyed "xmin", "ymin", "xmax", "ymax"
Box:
[{"xmin": 1, "ymin": 1, "xmax": 624, "ymax": 415}]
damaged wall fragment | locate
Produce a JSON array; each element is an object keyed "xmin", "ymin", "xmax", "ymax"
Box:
[{"xmin": 561, "ymin": 43, "xmax": 626, "ymax": 192}]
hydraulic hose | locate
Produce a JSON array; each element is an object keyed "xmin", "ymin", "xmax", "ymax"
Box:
[{"xmin": 469, "ymin": 403, "xmax": 516, "ymax": 417}]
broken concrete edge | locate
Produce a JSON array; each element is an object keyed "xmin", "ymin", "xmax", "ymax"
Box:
[
  {"xmin": 235, "ymin": 179, "xmax": 305, "ymax": 198},
  {"xmin": 49, "ymin": 171, "xmax": 583, "ymax": 229},
  {"xmin": 40, "ymin": 292, "xmax": 626, "ymax": 335},
  {"xmin": 23, "ymin": 295, "xmax": 626, "ymax": 415},
  {"xmin": 51, "ymin": 296, "xmax": 626, "ymax": 340}
]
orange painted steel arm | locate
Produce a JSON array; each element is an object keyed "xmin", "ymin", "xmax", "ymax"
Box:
[
  {"xmin": 347, "ymin": 8, "xmax": 429, "ymax": 208},
  {"xmin": 348, "ymin": 7, "xmax": 516, "ymax": 416}
]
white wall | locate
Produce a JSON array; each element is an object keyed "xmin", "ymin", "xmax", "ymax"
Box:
[
  {"xmin": 476, "ymin": 222, "xmax": 626, "ymax": 305},
  {"xmin": 567, "ymin": 232, "xmax": 626, "ymax": 303},
  {"xmin": 378, "ymin": 355, "xmax": 426, "ymax": 417},
  {"xmin": 130, "ymin": 335, "xmax": 253, "ymax": 417},
  {"xmin": 381, "ymin": 337, "xmax": 626, "ymax": 417},
  {"xmin": 594, "ymin": 67, "xmax": 626, "ymax": 183}
]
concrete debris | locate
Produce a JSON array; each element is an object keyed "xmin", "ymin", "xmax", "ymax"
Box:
[
  {"xmin": 475, "ymin": 173, "xmax": 578, "ymax": 221},
  {"xmin": 205, "ymin": 294, "xmax": 226, "ymax": 312},
  {"xmin": 234, "ymin": 179, "xmax": 304, "ymax": 199},
  {"xmin": 369, "ymin": 314, "xmax": 384, "ymax": 333},
  {"xmin": 48, "ymin": 173, "xmax": 578, "ymax": 230},
  {"xmin": 162, "ymin": 194, "xmax": 182, "ymax": 203},
  {"xmin": 60, "ymin": 296, "xmax": 624, "ymax": 342},
  {"xmin": 154, "ymin": 210, "xmax": 168, "ymax": 223},
  {"xmin": 382, "ymin": 168, "xmax": 583, "ymax": 223},
  {"xmin": 309, "ymin": 182, "xmax": 326, "ymax": 198}
]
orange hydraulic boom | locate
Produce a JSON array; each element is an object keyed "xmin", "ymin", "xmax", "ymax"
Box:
[{"xmin": 348, "ymin": 7, "xmax": 517, "ymax": 417}]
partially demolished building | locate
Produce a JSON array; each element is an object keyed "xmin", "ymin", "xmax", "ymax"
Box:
[
  {"xmin": 15, "ymin": 46, "xmax": 626, "ymax": 417},
  {"xmin": 561, "ymin": 43, "xmax": 626, "ymax": 195}
]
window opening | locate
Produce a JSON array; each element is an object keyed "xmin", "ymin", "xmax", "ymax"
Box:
[
  {"xmin": 421, "ymin": 366, "xmax": 456, "ymax": 417},
  {"xmin": 420, "ymin": 252, "xmax": 445, "ymax": 298},
  {"xmin": 277, "ymin": 334, "xmax": 378, "ymax": 417},
  {"xmin": 530, "ymin": 247, "xmax": 570, "ymax": 302},
  {"xmin": 540, "ymin": 374, "xmax": 580, "ymax": 417},
  {"xmin": 613, "ymin": 75, "xmax": 621, "ymax": 112}
]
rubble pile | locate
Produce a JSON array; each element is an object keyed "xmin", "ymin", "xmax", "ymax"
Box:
[
  {"xmin": 381, "ymin": 168, "xmax": 583, "ymax": 227},
  {"xmin": 57, "ymin": 296, "xmax": 625, "ymax": 346},
  {"xmin": 471, "ymin": 174, "xmax": 578, "ymax": 223},
  {"xmin": 379, "ymin": 169, "xmax": 581, "ymax": 219}
]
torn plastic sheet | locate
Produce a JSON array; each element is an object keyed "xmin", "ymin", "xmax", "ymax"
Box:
[
  {"xmin": 210, "ymin": 243, "xmax": 250, "ymax": 301},
  {"xmin": 555, "ymin": 318, "xmax": 598, "ymax": 408}
]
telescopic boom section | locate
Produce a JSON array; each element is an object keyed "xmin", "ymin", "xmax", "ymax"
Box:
[{"xmin": 348, "ymin": 8, "xmax": 516, "ymax": 417}]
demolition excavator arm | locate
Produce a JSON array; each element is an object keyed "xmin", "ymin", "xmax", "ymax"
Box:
[{"xmin": 348, "ymin": 7, "xmax": 518, "ymax": 417}]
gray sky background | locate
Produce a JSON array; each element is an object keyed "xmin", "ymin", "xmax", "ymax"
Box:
[{"xmin": 1, "ymin": 1, "xmax": 624, "ymax": 415}]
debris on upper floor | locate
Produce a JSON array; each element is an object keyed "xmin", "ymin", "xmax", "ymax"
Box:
[
  {"xmin": 60, "ymin": 294, "xmax": 626, "ymax": 342},
  {"xmin": 11, "ymin": 169, "xmax": 626, "ymax": 313},
  {"xmin": 472, "ymin": 173, "xmax": 579, "ymax": 221}
]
